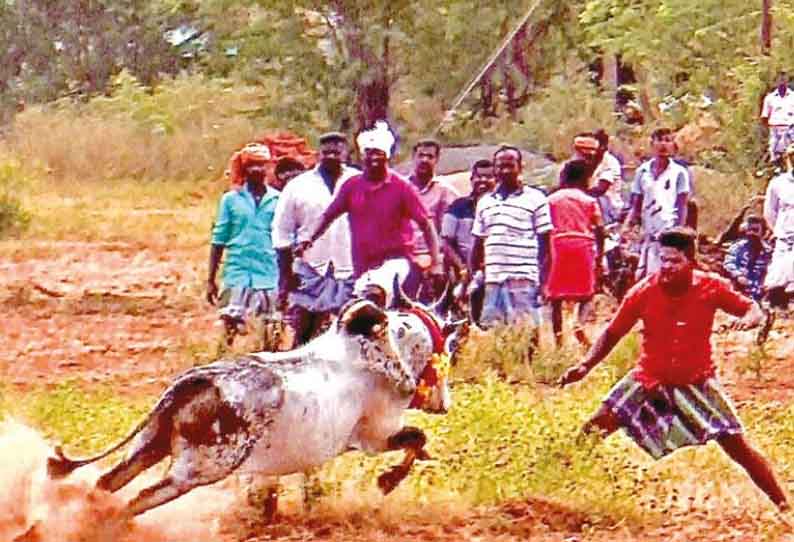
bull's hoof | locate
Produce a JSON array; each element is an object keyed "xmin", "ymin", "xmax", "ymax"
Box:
[{"xmin": 377, "ymin": 466, "xmax": 407, "ymax": 495}]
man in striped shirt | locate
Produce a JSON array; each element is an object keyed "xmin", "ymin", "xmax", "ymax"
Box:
[{"xmin": 470, "ymin": 146, "xmax": 552, "ymax": 336}]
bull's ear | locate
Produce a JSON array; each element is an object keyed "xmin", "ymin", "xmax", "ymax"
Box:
[{"xmin": 338, "ymin": 300, "xmax": 388, "ymax": 337}]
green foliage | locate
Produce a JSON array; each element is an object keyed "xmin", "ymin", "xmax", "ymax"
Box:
[
  {"xmin": 579, "ymin": 0, "xmax": 794, "ymax": 173},
  {"xmin": 0, "ymin": 160, "xmax": 31, "ymax": 238},
  {"xmin": 0, "ymin": 0, "xmax": 182, "ymax": 118},
  {"xmin": 455, "ymin": 324, "xmax": 638, "ymax": 385},
  {"xmin": 2, "ymin": 382, "xmax": 153, "ymax": 455}
]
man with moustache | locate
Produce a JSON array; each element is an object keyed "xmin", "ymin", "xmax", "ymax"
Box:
[
  {"xmin": 560, "ymin": 227, "xmax": 788, "ymax": 512},
  {"xmin": 301, "ymin": 122, "xmax": 442, "ymax": 307},
  {"xmin": 442, "ymin": 159, "xmax": 495, "ymax": 323},
  {"xmin": 208, "ymin": 144, "xmax": 280, "ymax": 347},
  {"xmin": 723, "ymin": 215, "xmax": 772, "ymax": 302},
  {"xmin": 470, "ymin": 146, "xmax": 552, "ymax": 348},
  {"xmin": 407, "ymin": 139, "xmax": 459, "ymax": 301},
  {"xmin": 273, "ymin": 132, "xmax": 359, "ymax": 346},
  {"xmin": 624, "ymin": 128, "xmax": 691, "ymax": 279}
]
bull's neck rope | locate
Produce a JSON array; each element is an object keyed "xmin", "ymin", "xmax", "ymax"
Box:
[
  {"xmin": 406, "ymin": 308, "xmax": 448, "ymax": 410},
  {"xmin": 406, "ymin": 308, "xmax": 444, "ymax": 355}
]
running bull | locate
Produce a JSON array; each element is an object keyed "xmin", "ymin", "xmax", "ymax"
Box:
[{"xmin": 47, "ymin": 298, "xmax": 455, "ymax": 519}]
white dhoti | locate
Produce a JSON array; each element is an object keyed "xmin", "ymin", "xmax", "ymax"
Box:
[
  {"xmin": 353, "ymin": 258, "xmax": 412, "ymax": 306},
  {"xmin": 765, "ymin": 237, "xmax": 794, "ymax": 292}
]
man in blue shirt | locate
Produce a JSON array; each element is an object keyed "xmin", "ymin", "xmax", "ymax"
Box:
[
  {"xmin": 723, "ymin": 215, "xmax": 772, "ymax": 301},
  {"xmin": 208, "ymin": 145, "xmax": 280, "ymax": 347}
]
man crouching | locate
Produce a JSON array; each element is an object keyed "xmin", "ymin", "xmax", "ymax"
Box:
[{"xmin": 560, "ymin": 227, "xmax": 789, "ymax": 511}]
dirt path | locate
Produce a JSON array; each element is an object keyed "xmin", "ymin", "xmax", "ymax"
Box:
[{"xmin": 3, "ymin": 242, "xmax": 794, "ymax": 541}]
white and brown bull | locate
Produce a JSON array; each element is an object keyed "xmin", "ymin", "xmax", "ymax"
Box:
[{"xmin": 46, "ymin": 297, "xmax": 455, "ymax": 520}]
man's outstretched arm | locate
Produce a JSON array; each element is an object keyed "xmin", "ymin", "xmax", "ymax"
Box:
[{"xmin": 558, "ymin": 328, "xmax": 624, "ymax": 386}]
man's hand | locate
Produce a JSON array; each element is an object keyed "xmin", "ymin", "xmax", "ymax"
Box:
[
  {"xmin": 207, "ymin": 279, "xmax": 219, "ymax": 305},
  {"xmin": 737, "ymin": 276, "xmax": 750, "ymax": 288},
  {"xmin": 558, "ymin": 364, "xmax": 590, "ymax": 387},
  {"xmin": 277, "ymin": 289, "xmax": 289, "ymax": 312},
  {"xmin": 294, "ymin": 240, "xmax": 312, "ymax": 257}
]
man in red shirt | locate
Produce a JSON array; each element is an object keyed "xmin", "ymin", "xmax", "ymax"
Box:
[
  {"xmin": 302, "ymin": 122, "xmax": 442, "ymax": 306},
  {"xmin": 560, "ymin": 227, "xmax": 788, "ymax": 510}
]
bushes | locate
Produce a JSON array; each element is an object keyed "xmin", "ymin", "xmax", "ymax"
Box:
[
  {"xmin": 0, "ymin": 160, "xmax": 30, "ymax": 238},
  {"xmin": 6, "ymin": 71, "xmax": 316, "ymax": 184}
]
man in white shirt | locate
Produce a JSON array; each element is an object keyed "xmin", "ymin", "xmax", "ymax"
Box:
[
  {"xmin": 761, "ymin": 74, "xmax": 794, "ymax": 162},
  {"xmin": 568, "ymin": 132, "xmax": 623, "ymax": 223},
  {"xmin": 590, "ymin": 130, "xmax": 624, "ymax": 223},
  {"xmin": 624, "ymin": 128, "xmax": 691, "ymax": 279},
  {"xmin": 272, "ymin": 132, "xmax": 359, "ymax": 345},
  {"xmin": 763, "ymin": 155, "xmax": 794, "ymax": 310}
]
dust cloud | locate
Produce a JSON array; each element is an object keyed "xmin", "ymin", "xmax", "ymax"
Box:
[{"xmin": 0, "ymin": 421, "xmax": 238, "ymax": 542}]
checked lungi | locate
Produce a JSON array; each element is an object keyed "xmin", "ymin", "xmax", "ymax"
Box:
[
  {"xmin": 218, "ymin": 287, "xmax": 278, "ymax": 325},
  {"xmin": 599, "ymin": 370, "xmax": 743, "ymax": 459},
  {"xmin": 769, "ymin": 125, "xmax": 794, "ymax": 160}
]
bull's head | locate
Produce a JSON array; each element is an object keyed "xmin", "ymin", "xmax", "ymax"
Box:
[
  {"xmin": 387, "ymin": 276, "xmax": 460, "ymax": 414},
  {"xmin": 390, "ymin": 275, "xmax": 469, "ymax": 361},
  {"xmin": 337, "ymin": 299, "xmax": 418, "ymax": 398}
]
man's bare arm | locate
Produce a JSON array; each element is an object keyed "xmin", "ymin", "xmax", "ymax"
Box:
[
  {"xmin": 417, "ymin": 217, "xmax": 442, "ymax": 271},
  {"xmin": 207, "ymin": 244, "xmax": 225, "ymax": 304},
  {"xmin": 469, "ymin": 236, "xmax": 485, "ymax": 273},
  {"xmin": 623, "ymin": 193, "xmax": 642, "ymax": 227},
  {"xmin": 675, "ymin": 193, "xmax": 689, "ymax": 226},
  {"xmin": 558, "ymin": 328, "xmax": 624, "ymax": 386}
]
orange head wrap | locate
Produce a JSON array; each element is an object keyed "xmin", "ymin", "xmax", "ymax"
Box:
[
  {"xmin": 573, "ymin": 136, "xmax": 599, "ymax": 151},
  {"xmin": 227, "ymin": 143, "xmax": 271, "ymax": 188}
]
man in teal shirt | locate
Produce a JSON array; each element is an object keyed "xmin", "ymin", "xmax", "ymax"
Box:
[{"xmin": 208, "ymin": 146, "xmax": 280, "ymax": 346}]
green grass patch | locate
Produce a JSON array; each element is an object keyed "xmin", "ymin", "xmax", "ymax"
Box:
[
  {"xmin": 1, "ymin": 382, "xmax": 155, "ymax": 455},
  {"xmin": 4, "ymin": 332, "xmax": 792, "ymax": 533}
]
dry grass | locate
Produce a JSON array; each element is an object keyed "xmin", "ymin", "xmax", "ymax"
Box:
[{"xmin": 5, "ymin": 72, "xmax": 283, "ymax": 184}]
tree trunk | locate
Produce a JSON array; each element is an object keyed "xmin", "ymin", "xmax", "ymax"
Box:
[{"xmin": 762, "ymin": 0, "xmax": 772, "ymax": 54}]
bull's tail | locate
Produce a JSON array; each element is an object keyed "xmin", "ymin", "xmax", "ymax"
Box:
[
  {"xmin": 47, "ymin": 372, "xmax": 213, "ymax": 479},
  {"xmin": 47, "ymin": 414, "xmax": 151, "ymax": 478}
]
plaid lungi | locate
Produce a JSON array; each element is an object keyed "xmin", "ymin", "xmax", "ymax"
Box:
[
  {"xmin": 289, "ymin": 260, "xmax": 354, "ymax": 313},
  {"xmin": 600, "ymin": 370, "xmax": 743, "ymax": 459},
  {"xmin": 769, "ymin": 125, "xmax": 794, "ymax": 159},
  {"xmin": 218, "ymin": 287, "xmax": 277, "ymax": 324}
]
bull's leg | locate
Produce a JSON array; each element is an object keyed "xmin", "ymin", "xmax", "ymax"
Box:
[
  {"xmin": 123, "ymin": 441, "xmax": 248, "ymax": 518},
  {"xmin": 244, "ymin": 475, "xmax": 281, "ymax": 523},
  {"xmin": 97, "ymin": 423, "xmax": 171, "ymax": 493},
  {"xmin": 263, "ymin": 486, "xmax": 279, "ymax": 523},
  {"xmin": 124, "ymin": 475, "xmax": 190, "ymax": 518},
  {"xmin": 377, "ymin": 426, "xmax": 429, "ymax": 495},
  {"xmin": 97, "ymin": 448, "xmax": 168, "ymax": 493}
]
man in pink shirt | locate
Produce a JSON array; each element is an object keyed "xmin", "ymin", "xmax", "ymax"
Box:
[
  {"xmin": 560, "ymin": 227, "xmax": 788, "ymax": 511},
  {"xmin": 303, "ymin": 122, "xmax": 442, "ymax": 306}
]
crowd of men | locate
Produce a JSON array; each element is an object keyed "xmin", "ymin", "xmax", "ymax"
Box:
[
  {"xmin": 206, "ymin": 118, "xmax": 794, "ymax": 350},
  {"xmin": 201, "ymin": 108, "xmax": 794, "ymax": 511}
]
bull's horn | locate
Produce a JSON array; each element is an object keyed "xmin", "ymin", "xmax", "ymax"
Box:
[{"xmin": 391, "ymin": 273, "xmax": 413, "ymax": 310}]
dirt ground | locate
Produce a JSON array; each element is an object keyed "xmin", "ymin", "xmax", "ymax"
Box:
[{"xmin": 3, "ymin": 241, "xmax": 794, "ymax": 541}]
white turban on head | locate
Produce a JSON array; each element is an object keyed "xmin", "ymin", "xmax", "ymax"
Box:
[{"xmin": 356, "ymin": 121, "xmax": 396, "ymax": 158}]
